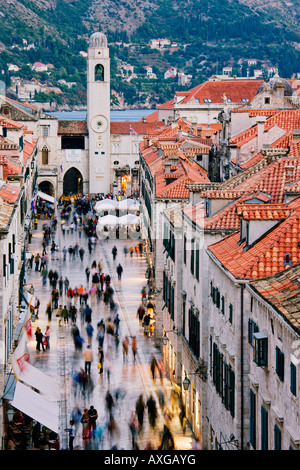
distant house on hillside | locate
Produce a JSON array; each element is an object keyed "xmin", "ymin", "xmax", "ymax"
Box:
[
  {"xmin": 32, "ymin": 62, "xmax": 48, "ymax": 73},
  {"xmin": 7, "ymin": 64, "xmax": 20, "ymax": 72},
  {"xmin": 144, "ymin": 66, "xmax": 157, "ymax": 79},
  {"xmin": 164, "ymin": 67, "xmax": 177, "ymax": 79}
]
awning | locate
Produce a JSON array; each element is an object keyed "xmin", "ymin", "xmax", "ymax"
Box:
[
  {"xmin": 19, "ymin": 362, "xmax": 59, "ymax": 400},
  {"xmin": 10, "ymin": 381, "xmax": 59, "ymax": 433},
  {"xmin": 2, "ymin": 371, "xmax": 16, "ymax": 400},
  {"xmin": 37, "ymin": 191, "xmax": 55, "ymax": 204}
]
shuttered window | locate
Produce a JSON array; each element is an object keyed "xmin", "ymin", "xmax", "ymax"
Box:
[
  {"xmin": 276, "ymin": 346, "xmax": 284, "ymax": 381},
  {"xmin": 290, "ymin": 362, "xmax": 297, "ymax": 396},
  {"xmin": 250, "ymin": 389, "xmax": 256, "ymax": 449},
  {"xmin": 261, "ymin": 406, "xmax": 268, "ymax": 450},
  {"xmin": 274, "ymin": 425, "xmax": 281, "ymax": 450}
]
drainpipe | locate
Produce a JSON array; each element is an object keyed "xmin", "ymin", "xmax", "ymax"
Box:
[{"xmin": 240, "ymin": 283, "xmax": 244, "ymax": 450}]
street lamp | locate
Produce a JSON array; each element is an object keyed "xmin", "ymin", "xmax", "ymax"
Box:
[
  {"xmin": 181, "ymin": 363, "xmax": 208, "ymax": 389},
  {"xmin": 162, "ymin": 326, "xmax": 179, "ymax": 346},
  {"xmin": 182, "ymin": 374, "xmax": 190, "ymax": 391}
]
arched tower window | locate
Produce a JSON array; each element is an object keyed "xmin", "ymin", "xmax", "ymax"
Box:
[
  {"xmin": 95, "ymin": 64, "xmax": 104, "ymax": 82},
  {"xmin": 41, "ymin": 146, "xmax": 49, "ymax": 165}
]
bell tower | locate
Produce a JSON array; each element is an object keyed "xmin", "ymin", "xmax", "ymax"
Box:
[{"xmin": 87, "ymin": 32, "xmax": 111, "ymax": 194}]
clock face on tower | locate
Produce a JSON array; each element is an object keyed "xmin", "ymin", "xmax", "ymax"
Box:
[{"xmin": 91, "ymin": 115, "xmax": 108, "ymax": 133}]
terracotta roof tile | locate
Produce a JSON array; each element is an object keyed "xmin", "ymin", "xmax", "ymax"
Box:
[
  {"xmin": 250, "ymin": 264, "xmax": 300, "ymax": 333},
  {"xmin": 0, "ymin": 183, "xmax": 21, "ymax": 203},
  {"xmin": 208, "ymin": 196, "xmax": 300, "ymax": 280}
]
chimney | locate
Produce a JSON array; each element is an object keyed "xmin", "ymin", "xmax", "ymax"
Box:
[
  {"xmin": 256, "ymin": 116, "xmax": 266, "ymax": 152},
  {"xmin": 275, "ymin": 81, "xmax": 285, "ymax": 100},
  {"xmin": 143, "ymin": 136, "xmax": 150, "ymax": 149},
  {"xmin": 292, "ymin": 129, "xmax": 300, "ymax": 143},
  {"xmin": 164, "ymin": 153, "xmax": 179, "ymax": 173}
]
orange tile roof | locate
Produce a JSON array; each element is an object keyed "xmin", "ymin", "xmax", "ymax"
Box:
[
  {"xmin": 110, "ymin": 120, "xmax": 165, "ymax": 135},
  {"xmin": 180, "ymin": 79, "xmax": 264, "ymax": 104},
  {"xmin": 249, "ymin": 264, "xmax": 300, "ymax": 332},
  {"xmin": 155, "ymin": 158, "xmax": 210, "ymax": 199},
  {"xmin": 236, "ymin": 203, "xmax": 292, "ymax": 220},
  {"xmin": 0, "ymin": 183, "xmax": 21, "ymax": 203},
  {"xmin": 23, "ymin": 139, "xmax": 37, "ymax": 165},
  {"xmin": 208, "ymin": 196, "xmax": 300, "ymax": 280},
  {"xmin": 230, "ymin": 109, "xmax": 300, "ymax": 148}
]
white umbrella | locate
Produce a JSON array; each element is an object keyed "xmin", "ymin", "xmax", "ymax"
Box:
[
  {"xmin": 94, "ymin": 199, "xmax": 118, "ymax": 212},
  {"xmin": 118, "ymin": 214, "xmax": 141, "ymax": 225},
  {"xmin": 118, "ymin": 198, "xmax": 139, "ymax": 210},
  {"xmin": 97, "ymin": 214, "xmax": 119, "ymax": 226}
]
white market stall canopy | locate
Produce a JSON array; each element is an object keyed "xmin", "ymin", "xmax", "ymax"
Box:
[
  {"xmin": 11, "ymin": 381, "xmax": 59, "ymax": 433},
  {"xmin": 118, "ymin": 214, "xmax": 141, "ymax": 225},
  {"xmin": 37, "ymin": 191, "xmax": 55, "ymax": 204},
  {"xmin": 94, "ymin": 199, "xmax": 118, "ymax": 212},
  {"xmin": 118, "ymin": 198, "xmax": 140, "ymax": 210},
  {"xmin": 97, "ymin": 214, "xmax": 119, "ymax": 226}
]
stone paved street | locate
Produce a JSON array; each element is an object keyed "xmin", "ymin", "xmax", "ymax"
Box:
[{"xmin": 24, "ymin": 210, "xmax": 194, "ymax": 450}]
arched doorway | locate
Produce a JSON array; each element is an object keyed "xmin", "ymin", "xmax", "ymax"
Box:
[
  {"xmin": 63, "ymin": 167, "xmax": 83, "ymax": 196},
  {"xmin": 38, "ymin": 180, "xmax": 54, "ymax": 196}
]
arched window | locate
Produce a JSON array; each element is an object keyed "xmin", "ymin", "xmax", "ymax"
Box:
[
  {"xmin": 41, "ymin": 146, "xmax": 49, "ymax": 165},
  {"xmin": 95, "ymin": 64, "xmax": 104, "ymax": 82}
]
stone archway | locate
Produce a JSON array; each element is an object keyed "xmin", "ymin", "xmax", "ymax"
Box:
[
  {"xmin": 63, "ymin": 167, "xmax": 83, "ymax": 196},
  {"xmin": 38, "ymin": 180, "xmax": 55, "ymax": 196}
]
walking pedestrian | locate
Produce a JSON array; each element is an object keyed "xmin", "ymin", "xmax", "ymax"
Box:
[
  {"xmin": 85, "ymin": 266, "xmax": 90, "ymax": 284},
  {"xmin": 35, "ymin": 327, "xmax": 45, "ymax": 352},
  {"xmin": 66, "ymin": 420, "xmax": 76, "ymax": 450},
  {"xmin": 81, "ymin": 409, "xmax": 90, "ymax": 440},
  {"xmin": 62, "ymin": 246, "xmax": 67, "ymax": 261},
  {"xmin": 158, "ymin": 425, "xmax": 175, "ymax": 450},
  {"xmin": 44, "ymin": 325, "xmax": 50, "ymax": 349},
  {"xmin": 56, "ymin": 305, "xmax": 63, "ymax": 326},
  {"xmin": 146, "ymin": 395, "xmax": 158, "ymax": 429},
  {"xmin": 135, "ymin": 395, "xmax": 145, "ymax": 431},
  {"xmin": 116, "ymin": 263, "xmax": 123, "ymax": 280},
  {"xmin": 62, "ymin": 305, "xmax": 69, "ymax": 325},
  {"xmin": 122, "ymin": 335, "xmax": 129, "ymax": 360},
  {"xmin": 112, "ymin": 245, "xmax": 117, "ymax": 261},
  {"xmin": 98, "ymin": 346, "xmax": 104, "ymax": 375},
  {"xmin": 150, "ymin": 356, "xmax": 158, "ymax": 380},
  {"xmin": 64, "ymin": 277, "xmax": 70, "ymax": 295},
  {"xmin": 129, "ymin": 412, "xmax": 140, "ymax": 449},
  {"xmin": 86, "ymin": 322, "xmax": 94, "ymax": 345},
  {"xmin": 113, "ymin": 314, "xmax": 120, "ymax": 336},
  {"xmin": 131, "ymin": 336, "xmax": 137, "ymax": 362},
  {"xmin": 79, "ymin": 247, "xmax": 85, "ymax": 261},
  {"xmin": 58, "ymin": 277, "xmax": 63, "ymax": 297},
  {"xmin": 46, "ymin": 301, "xmax": 52, "ymax": 322},
  {"xmin": 97, "ymin": 321, "xmax": 105, "ymax": 348},
  {"xmin": 82, "ymin": 345, "xmax": 93, "ymax": 374},
  {"xmin": 84, "ymin": 304, "xmax": 92, "ymax": 324},
  {"xmin": 88, "ymin": 406, "xmax": 98, "ymax": 435}
]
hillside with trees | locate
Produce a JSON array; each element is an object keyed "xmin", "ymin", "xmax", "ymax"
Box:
[{"xmin": 0, "ymin": 0, "xmax": 299, "ymax": 109}]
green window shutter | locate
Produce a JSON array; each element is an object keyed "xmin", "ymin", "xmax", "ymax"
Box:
[
  {"xmin": 274, "ymin": 425, "xmax": 281, "ymax": 450},
  {"xmin": 290, "ymin": 362, "xmax": 297, "ymax": 396},
  {"xmin": 261, "ymin": 406, "xmax": 268, "ymax": 450},
  {"xmin": 250, "ymin": 389, "xmax": 256, "ymax": 449},
  {"xmin": 254, "ymin": 333, "xmax": 268, "ymax": 367},
  {"xmin": 221, "ymin": 295, "xmax": 225, "ymax": 315},
  {"xmin": 195, "ymin": 242, "xmax": 199, "ymax": 280},
  {"xmin": 229, "ymin": 303, "xmax": 233, "ymax": 323},
  {"xmin": 190, "ymin": 239, "xmax": 194, "ymax": 275},
  {"xmin": 229, "ymin": 368, "xmax": 235, "ymax": 417},
  {"xmin": 216, "ymin": 288, "xmax": 220, "ymax": 308},
  {"xmin": 276, "ymin": 346, "xmax": 284, "ymax": 381},
  {"xmin": 183, "ymin": 235, "xmax": 187, "ymax": 264},
  {"xmin": 171, "ymin": 285, "xmax": 175, "ymax": 320}
]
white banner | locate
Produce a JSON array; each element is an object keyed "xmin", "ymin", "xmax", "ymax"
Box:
[{"xmin": 65, "ymin": 149, "xmax": 82, "ymax": 162}]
